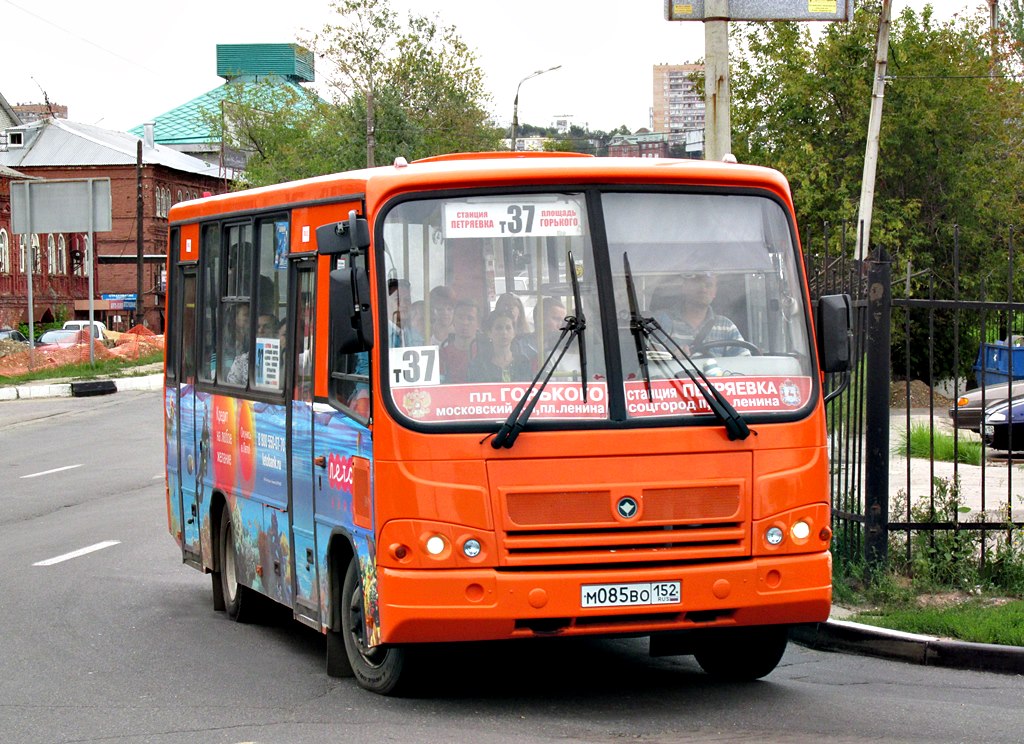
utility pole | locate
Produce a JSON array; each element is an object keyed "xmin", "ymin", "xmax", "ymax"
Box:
[
  {"xmin": 703, "ymin": 0, "xmax": 731, "ymax": 161},
  {"xmin": 989, "ymin": 0, "xmax": 1000, "ymax": 78},
  {"xmin": 136, "ymin": 139, "xmax": 144, "ymax": 328},
  {"xmin": 366, "ymin": 87, "xmax": 376, "ymax": 168},
  {"xmin": 856, "ymin": 0, "xmax": 893, "ymax": 263}
]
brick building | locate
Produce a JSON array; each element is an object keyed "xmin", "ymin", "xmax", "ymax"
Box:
[
  {"xmin": 0, "ymin": 117, "xmax": 228, "ymax": 332},
  {"xmin": 607, "ymin": 131, "xmax": 671, "ymax": 158}
]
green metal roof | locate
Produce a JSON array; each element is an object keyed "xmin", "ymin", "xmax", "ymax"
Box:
[
  {"xmin": 128, "ymin": 78, "xmax": 312, "ymax": 146},
  {"xmin": 127, "ymin": 43, "xmax": 316, "ymax": 146}
]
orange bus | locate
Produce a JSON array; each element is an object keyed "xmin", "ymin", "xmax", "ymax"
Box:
[{"xmin": 164, "ymin": 153, "xmax": 851, "ymax": 694}]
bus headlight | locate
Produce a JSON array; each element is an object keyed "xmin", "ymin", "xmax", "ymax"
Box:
[
  {"xmin": 791, "ymin": 521, "xmax": 811, "ymax": 540},
  {"xmin": 766, "ymin": 526, "xmax": 784, "ymax": 545},
  {"xmin": 425, "ymin": 535, "xmax": 447, "ymax": 556}
]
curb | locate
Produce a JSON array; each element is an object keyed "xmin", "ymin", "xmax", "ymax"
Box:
[
  {"xmin": 791, "ymin": 618, "xmax": 1024, "ymax": 675},
  {"xmin": 0, "ymin": 373, "xmax": 162, "ymax": 401}
]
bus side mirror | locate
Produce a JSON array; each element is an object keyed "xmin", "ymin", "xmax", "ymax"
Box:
[
  {"xmin": 317, "ymin": 210, "xmax": 370, "ymax": 256},
  {"xmin": 817, "ymin": 293, "xmax": 852, "ymax": 374},
  {"xmin": 330, "ymin": 267, "xmax": 374, "ymax": 354}
]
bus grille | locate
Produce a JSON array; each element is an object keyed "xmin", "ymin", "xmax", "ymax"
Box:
[{"xmin": 500, "ymin": 485, "xmax": 748, "ymax": 566}]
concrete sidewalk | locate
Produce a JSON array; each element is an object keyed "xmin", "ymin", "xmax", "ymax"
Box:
[
  {"xmin": 793, "ymin": 605, "xmax": 1024, "ymax": 676},
  {"xmin": 0, "ymin": 366, "xmax": 163, "ymax": 401}
]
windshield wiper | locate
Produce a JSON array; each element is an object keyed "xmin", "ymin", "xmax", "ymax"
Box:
[
  {"xmin": 491, "ymin": 250, "xmax": 588, "ymax": 449},
  {"xmin": 624, "ymin": 253, "xmax": 653, "ymax": 397},
  {"xmin": 568, "ymin": 249, "xmax": 588, "ymax": 401},
  {"xmin": 621, "ymin": 252, "xmax": 750, "ymax": 442}
]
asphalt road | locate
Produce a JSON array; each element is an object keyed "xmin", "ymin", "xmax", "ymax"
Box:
[{"xmin": 0, "ymin": 391, "xmax": 1022, "ymax": 744}]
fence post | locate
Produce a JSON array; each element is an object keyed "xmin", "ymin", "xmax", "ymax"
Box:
[{"xmin": 864, "ymin": 247, "xmax": 891, "ymax": 569}]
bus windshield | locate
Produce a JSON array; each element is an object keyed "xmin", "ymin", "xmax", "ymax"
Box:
[{"xmin": 381, "ymin": 189, "xmax": 814, "ymax": 427}]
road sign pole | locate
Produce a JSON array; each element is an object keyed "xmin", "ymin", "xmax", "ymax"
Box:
[
  {"xmin": 87, "ymin": 181, "xmax": 95, "ymax": 365},
  {"xmin": 25, "ymin": 187, "xmax": 35, "ymax": 369}
]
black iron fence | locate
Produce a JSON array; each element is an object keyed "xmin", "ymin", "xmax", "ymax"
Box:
[{"xmin": 805, "ymin": 223, "xmax": 1024, "ymax": 575}]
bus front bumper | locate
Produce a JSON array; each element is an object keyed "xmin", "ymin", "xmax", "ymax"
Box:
[{"xmin": 376, "ymin": 552, "xmax": 832, "ymax": 644}]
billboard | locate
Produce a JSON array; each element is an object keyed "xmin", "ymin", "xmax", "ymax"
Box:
[
  {"xmin": 10, "ymin": 178, "xmax": 112, "ymax": 234},
  {"xmin": 665, "ymin": 0, "xmax": 854, "ymax": 21}
]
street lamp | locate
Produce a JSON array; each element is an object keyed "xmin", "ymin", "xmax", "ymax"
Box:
[{"xmin": 511, "ymin": 65, "xmax": 561, "ymax": 153}]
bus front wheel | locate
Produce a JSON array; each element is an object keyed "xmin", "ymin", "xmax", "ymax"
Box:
[
  {"xmin": 693, "ymin": 625, "xmax": 789, "ymax": 681},
  {"xmin": 341, "ymin": 559, "xmax": 407, "ymax": 695}
]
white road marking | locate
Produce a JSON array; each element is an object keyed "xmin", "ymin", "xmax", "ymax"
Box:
[
  {"xmin": 21, "ymin": 464, "xmax": 83, "ymax": 479},
  {"xmin": 34, "ymin": 540, "xmax": 121, "ymax": 567},
  {"xmin": 152, "ymin": 474, "xmax": 164, "ymax": 480}
]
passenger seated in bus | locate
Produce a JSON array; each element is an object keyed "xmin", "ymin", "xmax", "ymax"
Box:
[
  {"xmin": 226, "ymin": 311, "xmax": 278, "ymax": 385},
  {"xmin": 222, "ymin": 304, "xmax": 250, "ymax": 373},
  {"xmin": 407, "ymin": 301, "xmax": 426, "ymax": 344},
  {"xmin": 439, "ymin": 299, "xmax": 480, "ymax": 383},
  {"xmin": 650, "ymin": 272, "xmax": 748, "ymax": 356},
  {"xmin": 468, "ymin": 310, "xmax": 534, "ymax": 384},
  {"xmin": 388, "ymin": 278, "xmax": 422, "ymax": 346},
  {"xmin": 428, "ymin": 285, "xmax": 457, "ymax": 345}
]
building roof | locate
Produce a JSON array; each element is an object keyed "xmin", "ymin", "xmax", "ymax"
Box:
[
  {"xmin": 0, "ymin": 90, "xmax": 21, "ymax": 129},
  {"xmin": 128, "ymin": 42, "xmax": 316, "ymax": 147},
  {"xmin": 0, "ymin": 163, "xmax": 32, "ymax": 179},
  {"xmin": 0, "ymin": 117, "xmax": 221, "ymax": 177},
  {"xmin": 127, "ymin": 77, "xmax": 311, "ymax": 146}
]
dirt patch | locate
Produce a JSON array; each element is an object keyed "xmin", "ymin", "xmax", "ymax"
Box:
[{"xmin": 890, "ymin": 379, "xmax": 952, "ymax": 409}]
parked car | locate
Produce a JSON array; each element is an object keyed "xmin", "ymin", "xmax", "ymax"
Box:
[
  {"xmin": 982, "ymin": 398, "xmax": 1024, "ymax": 451},
  {"xmin": 0, "ymin": 328, "xmax": 29, "ymax": 344},
  {"xmin": 948, "ymin": 379, "xmax": 1024, "ymax": 432},
  {"xmin": 35, "ymin": 329, "xmax": 82, "ymax": 350},
  {"xmin": 62, "ymin": 320, "xmax": 107, "ymax": 340}
]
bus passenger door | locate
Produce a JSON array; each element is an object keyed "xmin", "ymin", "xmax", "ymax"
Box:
[
  {"xmin": 288, "ymin": 261, "xmax": 320, "ymax": 626},
  {"xmin": 176, "ymin": 268, "xmax": 202, "ymax": 563}
]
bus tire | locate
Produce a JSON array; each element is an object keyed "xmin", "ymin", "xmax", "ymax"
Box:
[
  {"xmin": 693, "ymin": 625, "xmax": 789, "ymax": 681},
  {"xmin": 219, "ymin": 505, "xmax": 261, "ymax": 623},
  {"xmin": 341, "ymin": 559, "xmax": 407, "ymax": 695}
]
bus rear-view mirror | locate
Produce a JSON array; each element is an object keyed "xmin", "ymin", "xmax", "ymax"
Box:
[
  {"xmin": 816, "ymin": 293, "xmax": 852, "ymax": 374},
  {"xmin": 330, "ymin": 267, "xmax": 374, "ymax": 354}
]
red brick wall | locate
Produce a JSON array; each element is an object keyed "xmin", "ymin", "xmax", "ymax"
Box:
[{"xmin": 0, "ymin": 165, "xmax": 226, "ymax": 330}]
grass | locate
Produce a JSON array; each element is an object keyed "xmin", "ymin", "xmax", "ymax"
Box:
[
  {"xmin": 895, "ymin": 422, "xmax": 983, "ymax": 466},
  {"xmin": 851, "ymin": 600, "xmax": 1024, "ymax": 646},
  {"xmin": 0, "ymin": 350, "xmax": 163, "ymax": 385}
]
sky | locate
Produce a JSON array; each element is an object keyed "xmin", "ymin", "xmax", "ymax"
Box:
[{"xmin": 0, "ymin": 0, "xmax": 987, "ymax": 136}]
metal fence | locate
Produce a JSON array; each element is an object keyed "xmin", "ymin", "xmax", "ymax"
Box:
[{"xmin": 805, "ymin": 223, "xmax": 1024, "ymax": 575}]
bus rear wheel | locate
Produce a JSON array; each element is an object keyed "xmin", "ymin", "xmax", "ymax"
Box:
[
  {"xmin": 218, "ymin": 506, "xmax": 261, "ymax": 623},
  {"xmin": 693, "ymin": 625, "xmax": 789, "ymax": 681},
  {"xmin": 341, "ymin": 559, "xmax": 407, "ymax": 695}
]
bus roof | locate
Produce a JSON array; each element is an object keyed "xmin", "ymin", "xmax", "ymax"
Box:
[{"xmin": 168, "ymin": 153, "xmax": 794, "ymax": 224}]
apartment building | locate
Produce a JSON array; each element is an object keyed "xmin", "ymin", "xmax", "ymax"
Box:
[{"xmin": 652, "ymin": 63, "xmax": 705, "ymax": 134}]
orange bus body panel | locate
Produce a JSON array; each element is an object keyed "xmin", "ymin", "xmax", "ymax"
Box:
[{"xmin": 166, "ymin": 155, "xmax": 831, "ymax": 650}]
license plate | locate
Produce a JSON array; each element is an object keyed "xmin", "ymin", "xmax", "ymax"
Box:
[
  {"xmin": 580, "ymin": 581, "xmax": 681, "ymax": 608},
  {"xmin": 984, "ymin": 425, "xmax": 994, "ymax": 438}
]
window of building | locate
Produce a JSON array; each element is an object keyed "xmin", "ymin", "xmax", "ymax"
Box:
[
  {"xmin": 0, "ymin": 230, "xmax": 8, "ymax": 274},
  {"xmin": 18, "ymin": 235, "xmax": 26, "ymax": 273},
  {"xmin": 32, "ymin": 235, "xmax": 42, "ymax": 274},
  {"xmin": 57, "ymin": 235, "xmax": 67, "ymax": 275},
  {"xmin": 46, "ymin": 234, "xmax": 55, "ymax": 275}
]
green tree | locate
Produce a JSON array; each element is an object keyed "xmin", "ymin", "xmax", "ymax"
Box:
[
  {"xmin": 308, "ymin": 0, "xmax": 501, "ymax": 167},
  {"xmin": 213, "ymin": 0, "xmax": 501, "ymax": 186},
  {"xmin": 730, "ymin": 2, "xmax": 1024, "ymax": 379}
]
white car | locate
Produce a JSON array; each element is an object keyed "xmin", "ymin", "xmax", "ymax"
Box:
[{"xmin": 63, "ymin": 320, "xmax": 107, "ymax": 340}]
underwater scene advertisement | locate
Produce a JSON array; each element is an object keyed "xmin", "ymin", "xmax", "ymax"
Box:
[{"xmin": 207, "ymin": 394, "xmax": 289, "ymax": 503}]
